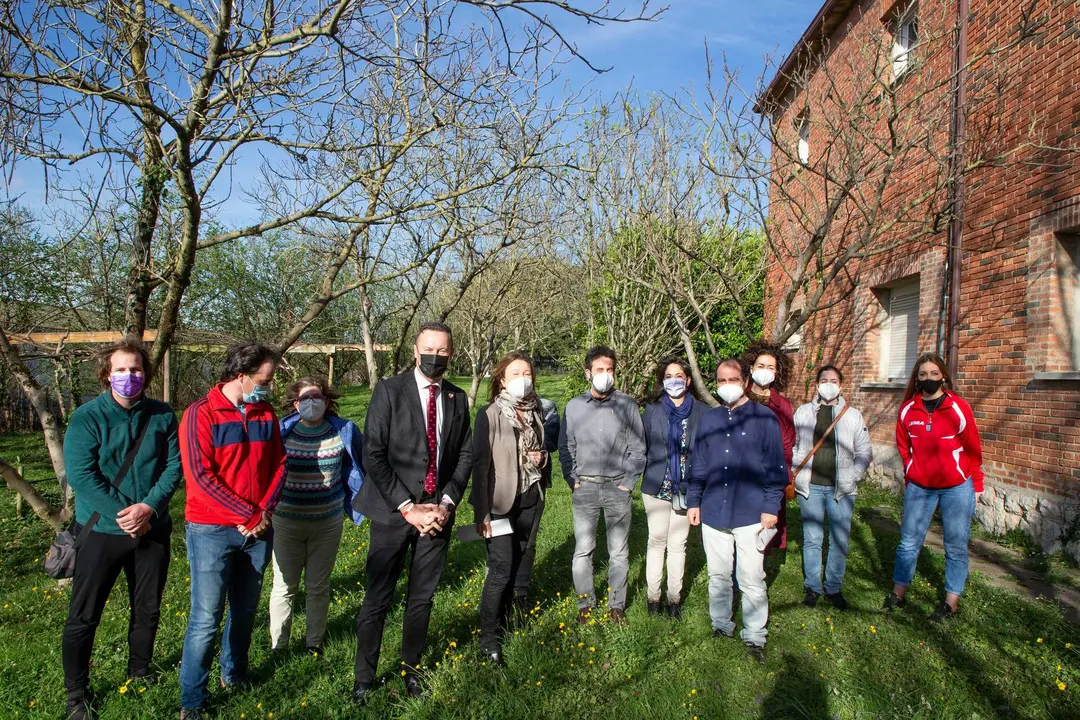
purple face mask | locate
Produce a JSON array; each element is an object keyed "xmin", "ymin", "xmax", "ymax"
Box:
[{"xmin": 110, "ymin": 371, "xmax": 145, "ymax": 399}]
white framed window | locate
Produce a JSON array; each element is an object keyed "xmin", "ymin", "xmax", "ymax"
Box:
[
  {"xmin": 891, "ymin": 6, "xmax": 919, "ymax": 79},
  {"xmin": 1059, "ymin": 234, "xmax": 1080, "ymax": 370},
  {"xmin": 783, "ymin": 310, "xmax": 803, "ymax": 352},
  {"xmin": 879, "ymin": 278, "xmax": 920, "ymax": 382},
  {"xmin": 796, "ymin": 112, "xmax": 810, "ymax": 165}
]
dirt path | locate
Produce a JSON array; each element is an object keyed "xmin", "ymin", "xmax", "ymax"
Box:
[{"xmin": 861, "ymin": 506, "xmax": 1080, "ymax": 624}]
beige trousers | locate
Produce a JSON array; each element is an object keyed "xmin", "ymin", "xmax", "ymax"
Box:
[
  {"xmin": 268, "ymin": 514, "xmax": 344, "ymax": 649},
  {"xmin": 642, "ymin": 492, "xmax": 691, "ymax": 604}
]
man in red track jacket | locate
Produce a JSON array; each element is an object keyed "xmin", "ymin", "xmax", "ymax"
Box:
[{"xmin": 178, "ymin": 344, "xmax": 286, "ymax": 718}]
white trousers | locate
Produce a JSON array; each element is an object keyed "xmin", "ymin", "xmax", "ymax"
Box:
[{"xmin": 701, "ymin": 522, "xmax": 769, "ymax": 646}]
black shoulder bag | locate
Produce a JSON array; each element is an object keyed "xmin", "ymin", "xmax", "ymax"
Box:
[{"xmin": 44, "ymin": 413, "xmax": 152, "ymax": 579}]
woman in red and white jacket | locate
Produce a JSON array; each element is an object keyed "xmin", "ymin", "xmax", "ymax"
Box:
[{"xmin": 884, "ymin": 353, "xmax": 983, "ymax": 622}]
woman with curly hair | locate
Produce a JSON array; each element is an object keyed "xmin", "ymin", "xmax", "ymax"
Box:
[
  {"xmin": 271, "ymin": 377, "xmax": 365, "ymax": 656},
  {"xmin": 741, "ymin": 341, "xmax": 797, "ymax": 550}
]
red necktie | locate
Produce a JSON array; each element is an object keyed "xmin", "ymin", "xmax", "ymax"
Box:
[{"xmin": 424, "ymin": 383, "xmax": 439, "ymax": 495}]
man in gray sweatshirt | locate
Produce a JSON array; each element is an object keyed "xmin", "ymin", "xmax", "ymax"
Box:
[{"xmin": 558, "ymin": 345, "xmax": 646, "ymax": 625}]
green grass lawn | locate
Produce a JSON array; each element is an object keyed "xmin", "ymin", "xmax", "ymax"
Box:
[{"xmin": 1, "ymin": 377, "xmax": 1079, "ymax": 719}]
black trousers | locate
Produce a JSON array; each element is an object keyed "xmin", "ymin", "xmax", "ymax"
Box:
[
  {"xmin": 62, "ymin": 519, "xmax": 172, "ymax": 698},
  {"xmin": 353, "ymin": 518, "xmax": 450, "ymax": 684},
  {"xmin": 479, "ymin": 484, "xmax": 543, "ymax": 653},
  {"xmin": 513, "ymin": 487, "xmax": 546, "ymax": 601}
]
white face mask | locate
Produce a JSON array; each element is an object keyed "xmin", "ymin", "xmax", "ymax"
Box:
[
  {"xmin": 506, "ymin": 376, "xmax": 533, "ymax": 400},
  {"xmin": 751, "ymin": 368, "xmax": 775, "ymax": 387},
  {"xmin": 663, "ymin": 377, "xmax": 687, "ymax": 398},
  {"xmin": 818, "ymin": 383, "xmax": 841, "ymax": 402},
  {"xmin": 717, "ymin": 383, "xmax": 744, "ymax": 405},
  {"xmin": 590, "ymin": 372, "xmax": 615, "ymax": 394}
]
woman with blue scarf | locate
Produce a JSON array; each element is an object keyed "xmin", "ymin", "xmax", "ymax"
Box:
[{"xmin": 641, "ymin": 357, "xmax": 708, "ymax": 619}]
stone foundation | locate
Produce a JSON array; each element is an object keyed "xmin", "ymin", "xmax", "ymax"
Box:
[{"xmin": 865, "ymin": 444, "xmax": 1080, "ymax": 562}]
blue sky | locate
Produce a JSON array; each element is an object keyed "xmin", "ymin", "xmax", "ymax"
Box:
[
  {"xmin": 560, "ymin": 0, "xmax": 817, "ymax": 99},
  {"xmin": 5, "ymin": 1, "xmax": 820, "ymax": 225}
]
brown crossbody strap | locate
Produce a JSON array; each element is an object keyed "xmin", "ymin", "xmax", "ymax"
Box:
[{"xmin": 792, "ymin": 404, "xmax": 850, "ymax": 477}]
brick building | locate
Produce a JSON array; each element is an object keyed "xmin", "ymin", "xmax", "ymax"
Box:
[{"xmin": 758, "ymin": 0, "xmax": 1080, "ymax": 553}]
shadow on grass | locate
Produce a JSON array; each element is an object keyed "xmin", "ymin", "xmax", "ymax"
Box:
[{"xmin": 761, "ymin": 653, "xmax": 830, "ymax": 720}]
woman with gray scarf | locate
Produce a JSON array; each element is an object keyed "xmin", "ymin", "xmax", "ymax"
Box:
[{"xmin": 471, "ymin": 352, "xmax": 551, "ymax": 666}]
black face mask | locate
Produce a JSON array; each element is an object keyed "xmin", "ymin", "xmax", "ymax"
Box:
[
  {"xmin": 419, "ymin": 353, "xmax": 450, "ymax": 379},
  {"xmin": 917, "ymin": 378, "xmax": 944, "ymax": 395}
]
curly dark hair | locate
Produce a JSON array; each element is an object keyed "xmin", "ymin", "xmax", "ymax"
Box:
[
  {"xmin": 281, "ymin": 376, "xmax": 342, "ymax": 414},
  {"xmin": 219, "ymin": 343, "xmax": 281, "ymax": 383},
  {"xmin": 740, "ymin": 340, "xmax": 791, "ymax": 393},
  {"xmin": 643, "ymin": 356, "xmax": 708, "ymax": 404},
  {"xmin": 95, "ymin": 336, "xmax": 153, "ymax": 389}
]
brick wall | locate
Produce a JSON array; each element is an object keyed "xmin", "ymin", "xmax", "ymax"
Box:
[{"xmin": 763, "ymin": 0, "xmax": 1080, "ymax": 551}]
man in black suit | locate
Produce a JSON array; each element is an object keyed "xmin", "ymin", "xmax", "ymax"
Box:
[{"xmin": 352, "ymin": 322, "xmax": 473, "ymax": 701}]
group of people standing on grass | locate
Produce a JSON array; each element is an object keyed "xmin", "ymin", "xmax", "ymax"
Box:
[{"xmin": 58, "ymin": 323, "xmax": 983, "ymax": 719}]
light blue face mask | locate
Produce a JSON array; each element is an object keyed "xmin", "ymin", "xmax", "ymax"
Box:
[{"xmin": 241, "ymin": 375, "xmax": 272, "ymax": 405}]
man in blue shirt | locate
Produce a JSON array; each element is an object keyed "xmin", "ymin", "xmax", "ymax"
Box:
[{"xmin": 687, "ymin": 358, "xmax": 787, "ymax": 662}]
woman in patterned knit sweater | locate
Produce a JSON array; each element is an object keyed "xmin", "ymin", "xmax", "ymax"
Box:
[{"xmin": 270, "ymin": 377, "xmax": 365, "ymax": 655}]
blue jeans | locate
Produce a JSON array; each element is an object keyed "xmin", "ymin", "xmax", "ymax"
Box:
[
  {"xmin": 797, "ymin": 485, "xmax": 855, "ymax": 595},
  {"xmin": 179, "ymin": 523, "xmax": 273, "ymax": 710},
  {"xmin": 892, "ymin": 478, "xmax": 975, "ymax": 596}
]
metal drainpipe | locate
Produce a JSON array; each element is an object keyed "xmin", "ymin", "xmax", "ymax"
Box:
[{"xmin": 944, "ymin": 0, "xmax": 970, "ymax": 378}]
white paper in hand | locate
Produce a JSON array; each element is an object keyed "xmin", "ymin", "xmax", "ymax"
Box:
[
  {"xmin": 456, "ymin": 517, "xmax": 513, "ymax": 543},
  {"xmin": 756, "ymin": 526, "xmax": 778, "ymax": 552}
]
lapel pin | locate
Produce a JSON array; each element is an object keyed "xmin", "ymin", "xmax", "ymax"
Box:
[{"xmin": 448, "ymin": 393, "xmax": 454, "ymax": 399}]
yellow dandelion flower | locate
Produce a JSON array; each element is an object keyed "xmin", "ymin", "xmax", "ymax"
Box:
[
  {"xmin": 691, "ymin": 689, "xmax": 697, "ymax": 695},
  {"xmin": 1038, "ymin": 638, "xmax": 1044, "ymax": 643},
  {"xmin": 536, "ymin": 681, "xmax": 542, "ymax": 687},
  {"xmin": 1057, "ymin": 680, "xmax": 1067, "ymax": 691},
  {"xmin": 1067, "ymin": 643, "xmax": 1074, "ymax": 649},
  {"xmin": 118, "ymin": 685, "xmax": 128, "ymax": 694},
  {"xmin": 870, "ymin": 625, "xmax": 877, "ymax": 634}
]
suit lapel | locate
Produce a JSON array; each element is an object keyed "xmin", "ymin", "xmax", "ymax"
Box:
[
  {"xmin": 403, "ymin": 371, "xmax": 426, "ymax": 439},
  {"xmin": 439, "ymin": 385, "xmax": 456, "ymax": 460}
]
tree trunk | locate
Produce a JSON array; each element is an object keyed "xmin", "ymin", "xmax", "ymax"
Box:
[
  {"xmin": 0, "ymin": 457, "xmax": 69, "ymax": 532},
  {"xmin": 670, "ymin": 300, "xmax": 719, "ymax": 407},
  {"xmin": 149, "ymin": 157, "xmax": 201, "ymax": 372},
  {"xmin": 0, "ymin": 327, "xmax": 70, "ymax": 504},
  {"xmin": 123, "ymin": 0, "xmax": 165, "ymax": 338},
  {"xmin": 468, "ymin": 365, "xmax": 482, "ymax": 408},
  {"xmin": 359, "ymin": 286, "xmax": 380, "ymax": 387}
]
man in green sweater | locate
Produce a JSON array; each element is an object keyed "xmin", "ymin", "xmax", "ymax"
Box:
[{"xmin": 61, "ymin": 338, "xmax": 182, "ymax": 720}]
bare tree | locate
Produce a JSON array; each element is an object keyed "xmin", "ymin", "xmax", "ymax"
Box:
[
  {"xmin": 696, "ymin": 1, "xmax": 1073, "ymax": 347},
  {"xmin": 0, "ymin": 0, "xmax": 661, "ymax": 526}
]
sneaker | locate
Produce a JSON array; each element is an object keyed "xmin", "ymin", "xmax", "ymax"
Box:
[
  {"xmin": 883, "ymin": 592, "xmax": 906, "ymax": 610},
  {"xmin": 928, "ymin": 602, "xmax": 957, "ymax": 622},
  {"xmin": 578, "ymin": 607, "xmax": 593, "ymax": 625},
  {"xmin": 647, "ymin": 601, "xmax": 662, "ymax": 616},
  {"xmin": 306, "ymin": 645, "xmax": 323, "ymax": 657},
  {"xmin": 745, "ymin": 643, "xmax": 767, "ymax": 664},
  {"xmin": 712, "ymin": 627, "xmax": 734, "ymax": 639},
  {"xmin": 609, "ymin": 608, "xmax": 627, "ymax": 625},
  {"xmin": 667, "ymin": 603, "xmax": 682, "ymax": 621},
  {"xmin": 180, "ymin": 709, "xmax": 205, "ymax": 720},
  {"xmin": 825, "ymin": 591, "xmax": 849, "ymax": 611},
  {"xmin": 803, "ymin": 588, "xmax": 821, "ymax": 607}
]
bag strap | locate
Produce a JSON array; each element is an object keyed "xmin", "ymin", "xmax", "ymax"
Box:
[
  {"xmin": 792, "ymin": 404, "xmax": 850, "ymax": 477},
  {"xmin": 74, "ymin": 409, "xmax": 154, "ymax": 547}
]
